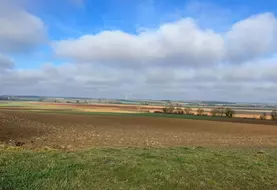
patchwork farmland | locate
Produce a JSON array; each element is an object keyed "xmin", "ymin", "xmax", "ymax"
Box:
[
  {"xmin": 1, "ymin": 109, "xmax": 277, "ymax": 150},
  {"xmin": 1, "ymin": 102, "xmax": 277, "ymax": 189}
]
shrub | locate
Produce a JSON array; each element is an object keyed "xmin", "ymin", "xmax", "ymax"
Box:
[
  {"xmin": 225, "ymin": 108, "xmax": 235, "ymax": 118},
  {"xmin": 154, "ymin": 111, "xmax": 163, "ymax": 114}
]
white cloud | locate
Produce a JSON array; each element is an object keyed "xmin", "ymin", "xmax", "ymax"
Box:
[
  {"xmin": 144, "ymin": 60, "xmax": 276, "ymax": 85},
  {"xmin": 53, "ymin": 12, "xmax": 277, "ymax": 67},
  {"xmin": 225, "ymin": 13, "xmax": 277, "ymax": 62},
  {"xmin": 0, "ymin": 0, "xmax": 46, "ymax": 53},
  {"xmin": 53, "ymin": 18, "xmax": 224, "ymax": 67},
  {"xmin": 1, "ymin": 55, "xmax": 277, "ymax": 102}
]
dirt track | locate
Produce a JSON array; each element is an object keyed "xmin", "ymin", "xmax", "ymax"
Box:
[{"xmin": 1, "ymin": 110, "xmax": 277, "ymax": 149}]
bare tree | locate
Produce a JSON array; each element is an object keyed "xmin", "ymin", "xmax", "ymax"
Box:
[
  {"xmin": 218, "ymin": 107, "xmax": 225, "ymax": 117},
  {"xmin": 197, "ymin": 108, "xmax": 204, "ymax": 116},
  {"xmin": 271, "ymin": 110, "xmax": 277, "ymax": 120},
  {"xmin": 176, "ymin": 107, "xmax": 184, "ymax": 114},
  {"xmin": 168, "ymin": 105, "xmax": 175, "ymax": 114},
  {"xmin": 210, "ymin": 108, "xmax": 219, "ymax": 116},
  {"xmin": 162, "ymin": 107, "xmax": 169, "ymax": 113},
  {"xmin": 184, "ymin": 107, "xmax": 192, "ymax": 115},
  {"xmin": 260, "ymin": 113, "xmax": 267, "ymax": 120},
  {"xmin": 210, "ymin": 107, "xmax": 225, "ymax": 117},
  {"xmin": 162, "ymin": 105, "xmax": 175, "ymax": 114},
  {"xmin": 225, "ymin": 108, "xmax": 234, "ymax": 118}
]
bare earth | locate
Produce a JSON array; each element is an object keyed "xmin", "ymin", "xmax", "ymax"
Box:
[{"xmin": 1, "ymin": 110, "xmax": 277, "ymax": 150}]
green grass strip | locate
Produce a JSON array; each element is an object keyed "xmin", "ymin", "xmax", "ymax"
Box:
[{"xmin": 1, "ymin": 147, "xmax": 277, "ymax": 190}]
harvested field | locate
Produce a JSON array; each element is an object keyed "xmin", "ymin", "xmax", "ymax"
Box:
[
  {"xmin": 31, "ymin": 102, "xmax": 275, "ymax": 118},
  {"xmin": 1, "ymin": 110, "xmax": 277, "ymax": 149},
  {"xmin": 1, "ymin": 101, "xmax": 274, "ymax": 118}
]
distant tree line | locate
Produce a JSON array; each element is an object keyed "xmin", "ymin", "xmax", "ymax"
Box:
[
  {"xmin": 160, "ymin": 105, "xmax": 235, "ymax": 118},
  {"xmin": 160, "ymin": 105, "xmax": 277, "ymax": 121}
]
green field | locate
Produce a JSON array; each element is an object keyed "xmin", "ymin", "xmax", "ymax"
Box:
[
  {"xmin": 1, "ymin": 147, "xmax": 277, "ymax": 190},
  {"xmin": 0, "ymin": 101, "xmax": 72, "ymax": 109},
  {"xmin": 1, "ymin": 102, "xmax": 277, "ymax": 189},
  {"xmin": 37, "ymin": 110, "xmax": 218, "ymax": 119},
  {"xmin": 0, "ymin": 101, "xmax": 30, "ymax": 107}
]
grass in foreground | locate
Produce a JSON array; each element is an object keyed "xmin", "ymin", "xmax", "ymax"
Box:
[{"xmin": 1, "ymin": 148, "xmax": 277, "ymax": 190}]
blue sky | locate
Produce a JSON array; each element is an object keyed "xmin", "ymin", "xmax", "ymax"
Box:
[
  {"xmin": 1, "ymin": 0, "xmax": 277, "ymax": 102},
  {"xmin": 15, "ymin": 0, "xmax": 276, "ymax": 68}
]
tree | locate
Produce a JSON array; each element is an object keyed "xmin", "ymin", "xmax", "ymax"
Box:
[
  {"xmin": 210, "ymin": 108, "xmax": 219, "ymax": 116},
  {"xmin": 210, "ymin": 107, "xmax": 225, "ymax": 117},
  {"xmin": 218, "ymin": 107, "xmax": 225, "ymax": 117},
  {"xmin": 168, "ymin": 105, "xmax": 175, "ymax": 114},
  {"xmin": 271, "ymin": 110, "xmax": 277, "ymax": 120},
  {"xmin": 162, "ymin": 107, "xmax": 169, "ymax": 113},
  {"xmin": 225, "ymin": 108, "xmax": 234, "ymax": 118},
  {"xmin": 176, "ymin": 107, "xmax": 184, "ymax": 114},
  {"xmin": 260, "ymin": 113, "xmax": 267, "ymax": 120},
  {"xmin": 162, "ymin": 105, "xmax": 175, "ymax": 114},
  {"xmin": 76, "ymin": 100, "xmax": 80, "ymax": 104},
  {"xmin": 184, "ymin": 107, "xmax": 192, "ymax": 115},
  {"xmin": 197, "ymin": 108, "xmax": 204, "ymax": 116}
]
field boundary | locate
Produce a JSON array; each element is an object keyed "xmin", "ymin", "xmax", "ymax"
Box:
[{"xmin": 3, "ymin": 108, "xmax": 277, "ymax": 126}]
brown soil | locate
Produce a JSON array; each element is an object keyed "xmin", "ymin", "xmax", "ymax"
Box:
[{"xmin": 1, "ymin": 110, "xmax": 277, "ymax": 150}]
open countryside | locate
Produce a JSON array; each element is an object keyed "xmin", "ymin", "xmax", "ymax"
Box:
[
  {"xmin": 2, "ymin": 0, "xmax": 277, "ymax": 189},
  {"xmin": 1, "ymin": 100, "xmax": 277, "ymax": 189}
]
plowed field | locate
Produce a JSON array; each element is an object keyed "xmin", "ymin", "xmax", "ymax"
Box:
[{"xmin": 1, "ymin": 110, "xmax": 277, "ymax": 149}]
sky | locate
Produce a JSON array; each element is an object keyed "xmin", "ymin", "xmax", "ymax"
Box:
[{"xmin": 0, "ymin": 0, "xmax": 277, "ymax": 102}]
